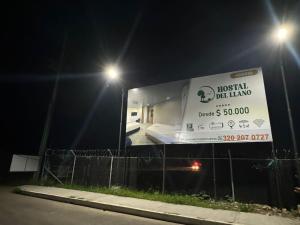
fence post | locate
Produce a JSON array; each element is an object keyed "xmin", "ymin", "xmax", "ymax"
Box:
[
  {"xmin": 108, "ymin": 149, "xmax": 114, "ymax": 188},
  {"xmin": 212, "ymin": 144, "xmax": 217, "ymax": 199},
  {"xmin": 271, "ymin": 142, "xmax": 282, "ymax": 207},
  {"xmin": 41, "ymin": 150, "xmax": 48, "ymax": 180},
  {"xmin": 44, "ymin": 167, "xmax": 64, "ymax": 185},
  {"xmin": 162, "ymin": 144, "xmax": 166, "ymax": 194},
  {"xmin": 228, "ymin": 149, "xmax": 235, "ymax": 201},
  {"xmin": 70, "ymin": 150, "xmax": 76, "ymax": 185}
]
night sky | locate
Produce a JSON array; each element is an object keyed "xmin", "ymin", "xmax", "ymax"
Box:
[{"xmin": 1, "ymin": 0, "xmax": 300, "ymax": 177}]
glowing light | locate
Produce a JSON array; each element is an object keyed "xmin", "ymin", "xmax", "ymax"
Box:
[
  {"xmin": 191, "ymin": 165, "xmax": 199, "ymax": 171},
  {"xmin": 191, "ymin": 161, "xmax": 202, "ymax": 172},
  {"xmin": 132, "ymin": 88, "xmax": 138, "ymax": 92},
  {"xmin": 104, "ymin": 64, "xmax": 121, "ymax": 81},
  {"xmin": 273, "ymin": 24, "xmax": 294, "ymax": 43}
]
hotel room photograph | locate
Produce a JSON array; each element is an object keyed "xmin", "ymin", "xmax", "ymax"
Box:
[{"xmin": 126, "ymin": 79, "xmax": 189, "ymax": 146}]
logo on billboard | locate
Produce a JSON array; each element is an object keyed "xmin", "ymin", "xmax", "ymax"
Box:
[
  {"xmin": 253, "ymin": 119, "xmax": 264, "ymax": 127},
  {"xmin": 239, "ymin": 120, "xmax": 249, "ymax": 128},
  {"xmin": 197, "ymin": 124, "xmax": 205, "ymax": 130},
  {"xmin": 228, "ymin": 120, "xmax": 235, "ymax": 129},
  {"xmin": 186, "ymin": 123, "xmax": 194, "ymax": 131},
  {"xmin": 209, "ymin": 122, "xmax": 223, "ymax": 130},
  {"xmin": 197, "ymin": 86, "xmax": 215, "ymax": 103}
]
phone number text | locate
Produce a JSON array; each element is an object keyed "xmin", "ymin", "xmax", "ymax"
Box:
[{"xmin": 223, "ymin": 134, "xmax": 269, "ymax": 141}]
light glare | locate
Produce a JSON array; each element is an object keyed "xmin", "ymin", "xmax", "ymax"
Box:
[
  {"xmin": 191, "ymin": 161, "xmax": 201, "ymax": 172},
  {"xmin": 104, "ymin": 65, "xmax": 120, "ymax": 81},
  {"xmin": 191, "ymin": 165, "xmax": 200, "ymax": 171},
  {"xmin": 273, "ymin": 24, "xmax": 294, "ymax": 43}
]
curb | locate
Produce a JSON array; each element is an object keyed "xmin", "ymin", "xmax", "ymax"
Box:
[{"xmin": 18, "ymin": 188, "xmax": 234, "ymax": 225}]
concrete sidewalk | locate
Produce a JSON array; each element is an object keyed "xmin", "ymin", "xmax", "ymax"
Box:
[{"xmin": 18, "ymin": 185, "xmax": 299, "ymax": 225}]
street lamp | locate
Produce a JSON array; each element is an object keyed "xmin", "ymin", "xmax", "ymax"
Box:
[
  {"xmin": 273, "ymin": 24, "xmax": 294, "ymax": 44},
  {"xmin": 103, "ymin": 64, "xmax": 124, "ymax": 158},
  {"xmin": 104, "ymin": 64, "xmax": 121, "ymax": 81},
  {"xmin": 273, "ymin": 23, "xmax": 299, "ymax": 183}
]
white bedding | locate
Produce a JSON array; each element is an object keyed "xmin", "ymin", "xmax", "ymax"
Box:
[
  {"xmin": 145, "ymin": 123, "xmax": 180, "ymax": 144},
  {"xmin": 126, "ymin": 122, "xmax": 140, "ymax": 134}
]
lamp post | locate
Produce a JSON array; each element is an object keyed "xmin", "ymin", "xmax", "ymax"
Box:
[
  {"xmin": 273, "ymin": 24, "xmax": 299, "ymax": 183},
  {"xmin": 103, "ymin": 64, "xmax": 124, "ymax": 157},
  {"xmin": 118, "ymin": 87, "xmax": 125, "ymax": 158}
]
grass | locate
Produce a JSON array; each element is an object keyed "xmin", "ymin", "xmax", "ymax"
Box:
[
  {"xmin": 13, "ymin": 187, "xmax": 22, "ymax": 194},
  {"xmin": 14, "ymin": 181, "xmax": 299, "ymax": 218},
  {"xmin": 38, "ymin": 183, "xmax": 255, "ymax": 213}
]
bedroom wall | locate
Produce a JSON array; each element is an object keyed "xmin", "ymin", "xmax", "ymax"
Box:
[
  {"xmin": 153, "ymin": 97, "xmax": 182, "ymax": 126},
  {"xmin": 142, "ymin": 106, "xmax": 147, "ymax": 123},
  {"xmin": 127, "ymin": 107, "xmax": 142, "ymax": 123},
  {"xmin": 138, "ymin": 107, "xmax": 143, "ymax": 121}
]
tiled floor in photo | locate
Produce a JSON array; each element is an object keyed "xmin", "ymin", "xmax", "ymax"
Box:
[{"xmin": 128, "ymin": 123, "xmax": 156, "ymax": 145}]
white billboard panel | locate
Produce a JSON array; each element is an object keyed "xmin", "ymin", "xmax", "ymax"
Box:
[
  {"xmin": 10, "ymin": 155, "xmax": 39, "ymax": 172},
  {"xmin": 126, "ymin": 68, "xmax": 272, "ymax": 145}
]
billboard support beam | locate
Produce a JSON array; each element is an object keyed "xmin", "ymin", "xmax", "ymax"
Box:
[
  {"xmin": 212, "ymin": 144, "xmax": 217, "ymax": 199},
  {"xmin": 117, "ymin": 88, "xmax": 125, "ymax": 157},
  {"xmin": 228, "ymin": 149, "xmax": 235, "ymax": 201},
  {"xmin": 162, "ymin": 144, "xmax": 166, "ymax": 194}
]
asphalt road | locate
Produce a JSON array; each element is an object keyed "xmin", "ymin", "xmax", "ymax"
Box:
[{"xmin": 0, "ymin": 186, "xmax": 180, "ymax": 225}]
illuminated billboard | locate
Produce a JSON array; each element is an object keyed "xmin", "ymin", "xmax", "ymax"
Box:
[{"xmin": 126, "ymin": 68, "xmax": 272, "ymax": 146}]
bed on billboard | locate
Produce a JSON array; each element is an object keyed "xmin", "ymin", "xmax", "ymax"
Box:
[{"xmin": 125, "ymin": 68, "xmax": 272, "ymax": 146}]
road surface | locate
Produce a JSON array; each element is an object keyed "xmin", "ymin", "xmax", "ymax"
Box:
[{"xmin": 0, "ymin": 186, "xmax": 180, "ymax": 225}]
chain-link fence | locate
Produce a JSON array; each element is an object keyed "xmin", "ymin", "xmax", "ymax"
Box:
[{"xmin": 41, "ymin": 146, "xmax": 300, "ymax": 209}]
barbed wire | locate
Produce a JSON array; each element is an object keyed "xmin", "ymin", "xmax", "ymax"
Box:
[{"xmin": 46, "ymin": 149, "xmax": 298, "ymax": 161}]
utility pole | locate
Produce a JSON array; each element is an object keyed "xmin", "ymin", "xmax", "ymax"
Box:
[
  {"xmin": 279, "ymin": 45, "xmax": 300, "ymax": 184},
  {"xmin": 34, "ymin": 33, "xmax": 67, "ymax": 180}
]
